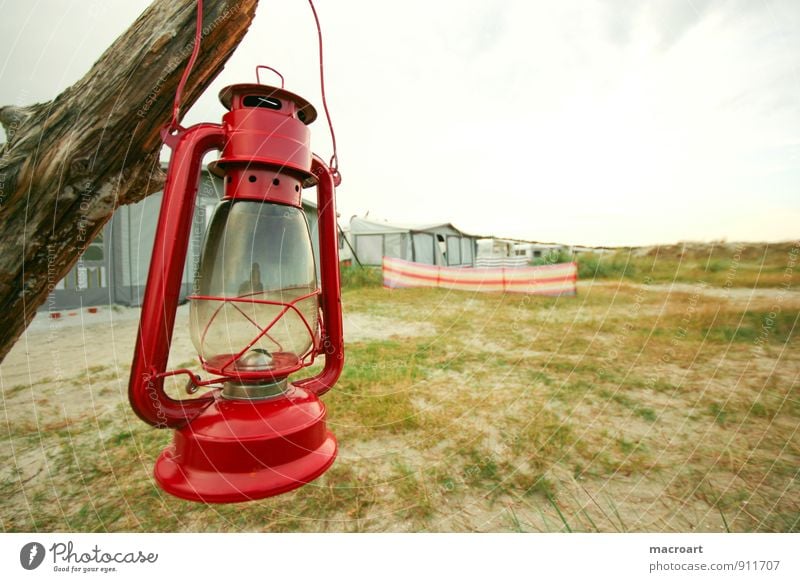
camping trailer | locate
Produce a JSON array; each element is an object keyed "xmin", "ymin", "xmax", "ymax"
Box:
[
  {"xmin": 512, "ymin": 242, "xmax": 568, "ymax": 261},
  {"xmin": 347, "ymin": 217, "xmax": 477, "ymax": 267},
  {"xmin": 476, "ymin": 238, "xmax": 517, "ymax": 259}
]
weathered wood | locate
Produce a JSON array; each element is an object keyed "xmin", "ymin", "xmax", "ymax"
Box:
[{"xmin": 0, "ymin": 0, "xmax": 259, "ymax": 363}]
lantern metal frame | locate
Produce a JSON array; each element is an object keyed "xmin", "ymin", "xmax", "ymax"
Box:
[{"xmin": 127, "ymin": 82, "xmax": 344, "ymax": 502}]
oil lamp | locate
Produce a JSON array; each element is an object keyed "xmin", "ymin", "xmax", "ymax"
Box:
[{"xmin": 128, "ymin": 82, "xmax": 344, "ymax": 503}]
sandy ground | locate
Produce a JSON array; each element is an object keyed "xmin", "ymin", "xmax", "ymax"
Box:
[
  {"xmin": 1, "ymin": 303, "xmax": 435, "ymax": 391},
  {"xmin": 6, "ymin": 282, "xmax": 786, "ymax": 394},
  {"xmin": 0, "ymin": 302, "xmax": 439, "ymax": 523},
  {"xmin": 1, "ymin": 282, "xmax": 797, "ymax": 532},
  {"xmin": 0, "ymin": 302, "xmax": 436, "ymax": 481},
  {"xmin": 588, "ymin": 280, "xmax": 800, "ymax": 302}
]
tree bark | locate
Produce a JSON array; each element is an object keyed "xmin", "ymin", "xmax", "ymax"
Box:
[{"xmin": 0, "ymin": 0, "xmax": 258, "ymax": 363}]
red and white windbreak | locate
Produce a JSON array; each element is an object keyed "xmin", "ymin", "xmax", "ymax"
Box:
[{"xmin": 382, "ymin": 257, "xmax": 577, "ymax": 296}]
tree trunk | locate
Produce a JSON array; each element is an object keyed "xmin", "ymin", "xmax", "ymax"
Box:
[{"xmin": 0, "ymin": 0, "xmax": 258, "ymax": 363}]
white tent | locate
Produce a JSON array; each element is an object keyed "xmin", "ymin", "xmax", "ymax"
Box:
[
  {"xmin": 347, "ymin": 217, "xmax": 477, "ymax": 267},
  {"xmin": 45, "ymin": 167, "xmax": 322, "ymax": 311}
]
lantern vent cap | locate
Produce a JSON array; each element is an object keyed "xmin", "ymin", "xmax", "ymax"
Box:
[{"xmin": 219, "ymin": 84, "xmax": 318, "ymax": 125}]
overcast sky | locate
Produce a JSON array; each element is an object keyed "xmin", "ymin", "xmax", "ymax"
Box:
[{"xmin": 1, "ymin": 0, "xmax": 798, "ymax": 245}]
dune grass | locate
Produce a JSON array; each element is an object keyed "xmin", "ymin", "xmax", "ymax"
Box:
[
  {"xmin": 339, "ymin": 265, "xmax": 382, "ymax": 289},
  {"xmin": 574, "ymin": 241, "xmax": 799, "ymax": 288},
  {"xmin": 0, "ymin": 242, "xmax": 798, "ymax": 532}
]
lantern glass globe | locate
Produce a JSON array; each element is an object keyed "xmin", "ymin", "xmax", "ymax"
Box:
[{"xmin": 189, "ymin": 200, "xmax": 319, "ymax": 375}]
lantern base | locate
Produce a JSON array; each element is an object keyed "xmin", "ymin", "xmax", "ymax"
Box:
[{"xmin": 153, "ymin": 384, "xmax": 337, "ymax": 503}]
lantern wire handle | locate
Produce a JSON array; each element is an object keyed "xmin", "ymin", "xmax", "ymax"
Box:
[
  {"xmin": 255, "ymin": 65, "xmax": 285, "ymax": 88},
  {"xmin": 308, "ymin": 0, "xmax": 341, "ymax": 184},
  {"xmin": 167, "ymin": 0, "xmax": 204, "ymax": 134}
]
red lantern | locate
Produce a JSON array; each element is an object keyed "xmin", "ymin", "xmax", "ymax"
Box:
[{"xmin": 128, "ymin": 82, "xmax": 344, "ymax": 503}]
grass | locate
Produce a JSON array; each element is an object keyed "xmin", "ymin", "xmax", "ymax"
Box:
[
  {"xmin": 577, "ymin": 253, "xmax": 637, "ymax": 280},
  {"xmin": 0, "ymin": 241, "xmax": 798, "ymax": 532},
  {"xmin": 329, "ymin": 339, "xmax": 425, "ymax": 436},
  {"xmin": 340, "ymin": 264, "xmax": 383, "ymax": 289},
  {"xmin": 574, "ymin": 241, "xmax": 799, "ymax": 288}
]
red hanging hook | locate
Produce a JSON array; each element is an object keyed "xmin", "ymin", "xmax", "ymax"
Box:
[
  {"xmin": 164, "ymin": 0, "xmax": 204, "ymax": 144},
  {"xmin": 308, "ymin": 0, "xmax": 341, "ymax": 186}
]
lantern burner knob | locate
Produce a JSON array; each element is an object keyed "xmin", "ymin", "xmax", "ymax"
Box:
[{"xmin": 237, "ymin": 348, "xmax": 274, "ymax": 371}]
